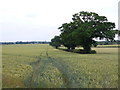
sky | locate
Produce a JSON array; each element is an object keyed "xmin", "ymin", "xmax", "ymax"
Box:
[
  {"xmin": 0, "ymin": 0, "xmax": 119, "ymax": 42},
  {"xmin": 118, "ymin": 1, "xmax": 120, "ymax": 30}
]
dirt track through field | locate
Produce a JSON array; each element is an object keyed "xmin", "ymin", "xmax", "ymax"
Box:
[
  {"xmin": 47, "ymin": 52, "xmax": 70, "ymax": 87},
  {"xmin": 24, "ymin": 50, "xmax": 80, "ymax": 88}
]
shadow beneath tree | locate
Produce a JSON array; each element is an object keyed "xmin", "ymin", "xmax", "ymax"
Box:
[{"xmin": 58, "ymin": 48, "xmax": 96, "ymax": 54}]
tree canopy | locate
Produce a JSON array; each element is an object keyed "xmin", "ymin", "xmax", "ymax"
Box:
[
  {"xmin": 50, "ymin": 11, "xmax": 118, "ymax": 53},
  {"xmin": 50, "ymin": 36, "xmax": 61, "ymax": 49}
]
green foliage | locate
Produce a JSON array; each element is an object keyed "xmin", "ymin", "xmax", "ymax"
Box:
[
  {"xmin": 58, "ymin": 22, "xmax": 77, "ymax": 50},
  {"xmin": 50, "ymin": 36, "xmax": 61, "ymax": 49},
  {"xmin": 57, "ymin": 11, "xmax": 117, "ymax": 53}
]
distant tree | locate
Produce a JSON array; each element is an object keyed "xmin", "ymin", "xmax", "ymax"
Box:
[
  {"xmin": 58, "ymin": 22, "xmax": 77, "ymax": 50},
  {"xmin": 72, "ymin": 11, "xmax": 117, "ymax": 53},
  {"xmin": 50, "ymin": 36, "xmax": 61, "ymax": 49},
  {"xmin": 59, "ymin": 11, "xmax": 117, "ymax": 53}
]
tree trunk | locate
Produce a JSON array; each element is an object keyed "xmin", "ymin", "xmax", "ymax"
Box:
[
  {"xmin": 71, "ymin": 47, "xmax": 75, "ymax": 50},
  {"xmin": 67, "ymin": 47, "xmax": 70, "ymax": 51},
  {"xmin": 83, "ymin": 46, "xmax": 91, "ymax": 53}
]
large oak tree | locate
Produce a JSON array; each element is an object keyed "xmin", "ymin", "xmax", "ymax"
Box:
[
  {"xmin": 51, "ymin": 11, "xmax": 118, "ymax": 53},
  {"xmin": 58, "ymin": 11, "xmax": 117, "ymax": 53}
]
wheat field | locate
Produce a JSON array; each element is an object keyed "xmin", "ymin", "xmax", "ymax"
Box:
[{"xmin": 2, "ymin": 44, "xmax": 118, "ymax": 88}]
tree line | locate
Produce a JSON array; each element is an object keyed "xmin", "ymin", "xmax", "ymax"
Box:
[
  {"xmin": 1, "ymin": 41, "xmax": 50, "ymax": 45},
  {"xmin": 50, "ymin": 11, "xmax": 119, "ymax": 53}
]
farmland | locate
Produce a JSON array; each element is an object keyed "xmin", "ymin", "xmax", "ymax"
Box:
[{"xmin": 2, "ymin": 44, "xmax": 118, "ymax": 88}]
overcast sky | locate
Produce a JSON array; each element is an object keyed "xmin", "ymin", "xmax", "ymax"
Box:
[{"xmin": 0, "ymin": 0, "xmax": 119, "ymax": 42}]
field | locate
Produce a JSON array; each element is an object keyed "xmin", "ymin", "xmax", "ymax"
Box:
[{"xmin": 2, "ymin": 44, "xmax": 118, "ymax": 88}]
